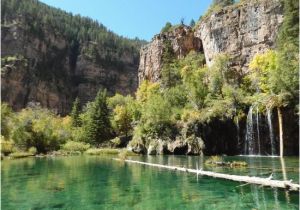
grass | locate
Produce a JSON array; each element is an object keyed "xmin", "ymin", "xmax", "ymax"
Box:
[
  {"xmin": 85, "ymin": 148, "xmax": 120, "ymax": 155},
  {"xmin": 85, "ymin": 148, "xmax": 139, "ymax": 158},
  {"xmin": 9, "ymin": 152, "xmax": 34, "ymax": 159},
  {"xmin": 62, "ymin": 141, "xmax": 90, "ymax": 153},
  {"xmin": 205, "ymin": 156, "xmax": 247, "ymax": 168}
]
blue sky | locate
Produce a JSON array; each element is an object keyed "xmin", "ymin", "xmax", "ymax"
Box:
[{"xmin": 40, "ymin": 0, "xmax": 212, "ymax": 41}]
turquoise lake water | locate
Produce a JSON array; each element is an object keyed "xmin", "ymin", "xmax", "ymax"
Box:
[{"xmin": 1, "ymin": 155, "xmax": 299, "ymax": 210}]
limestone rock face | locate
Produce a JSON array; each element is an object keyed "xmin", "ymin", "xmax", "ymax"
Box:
[
  {"xmin": 138, "ymin": 0, "xmax": 283, "ymax": 83},
  {"xmin": 195, "ymin": 0, "xmax": 283, "ymax": 72},
  {"xmin": 138, "ymin": 25, "xmax": 202, "ymax": 84},
  {"xmin": 1, "ymin": 17, "xmax": 139, "ymax": 114}
]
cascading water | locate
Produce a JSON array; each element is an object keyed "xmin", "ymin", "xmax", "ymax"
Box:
[
  {"xmin": 256, "ymin": 107, "xmax": 261, "ymax": 155},
  {"xmin": 267, "ymin": 108, "xmax": 276, "ymax": 156},
  {"xmin": 236, "ymin": 117, "xmax": 240, "ymax": 146},
  {"xmin": 245, "ymin": 106, "xmax": 254, "ymax": 155}
]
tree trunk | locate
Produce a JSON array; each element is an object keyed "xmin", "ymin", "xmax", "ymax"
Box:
[{"xmin": 277, "ymin": 107, "xmax": 284, "ymax": 157}]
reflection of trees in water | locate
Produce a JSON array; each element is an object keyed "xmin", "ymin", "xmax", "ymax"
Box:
[{"xmin": 2, "ymin": 156, "xmax": 298, "ymax": 209}]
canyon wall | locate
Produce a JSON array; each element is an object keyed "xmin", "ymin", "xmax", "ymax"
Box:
[
  {"xmin": 1, "ymin": 2, "xmax": 143, "ymax": 115},
  {"xmin": 138, "ymin": 0, "xmax": 283, "ymax": 83}
]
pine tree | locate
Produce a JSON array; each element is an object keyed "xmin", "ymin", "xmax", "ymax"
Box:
[
  {"xmin": 275, "ymin": 0, "xmax": 299, "ymax": 96},
  {"xmin": 84, "ymin": 89, "xmax": 112, "ymax": 145},
  {"xmin": 161, "ymin": 22, "xmax": 172, "ymax": 33},
  {"xmin": 70, "ymin": 97, "xmax": 81, "ymax": 127},
  {"xmin": 190, "ymin": 19, "xmax": 196, "ymax": 27},
  {"xmin": 213, "ymin": 0, "xmax": 234, "ymax": 7}
]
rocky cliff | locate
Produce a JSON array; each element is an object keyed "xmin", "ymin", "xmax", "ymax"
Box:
[
  {"xmin": 1, "ymin": 0, "xmax": 145, "ymax": 114},
  {"xmin": 138, "ymin": 0, "xmax": 283, "ymax": 83},
  {"xmin": 138, "ymin": 26, "xmax": 202, "ymax": 84}
]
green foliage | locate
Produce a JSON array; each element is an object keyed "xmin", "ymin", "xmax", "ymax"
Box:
[
  {"xmin": 112, "ymin": 105, "xmax": 133, "ymax": 137},
  {"xmin": 161, "ymin": 22, "xmax": 172, "ymax": 33},
  {"xmin": 1, "ymin": 139, "xmax": 15, "ymax": 155},
  {"xmin": 70, "ymin": 97, "xmax": 81, "ymax": 127},
  {"xmin": 213, "ymin": 0, "xmax": 235, "ymax": 7},
  {"xmin": 190, "ymin": 19, "xmax": 196, "ymax": 27},
  {"xmin": 136, "ymin": 80, "xmax": 160, "ymax": 103},
  {"xmin": 134, "ymin": 92, "xmax": 173, "ymax": 141},
  {"xmin": 163, "ymin": 85, "xmax": 188, "ymax": 109},
  {"xmin": 2, "ymin": 0, "xmax": 146, "ymax": 72},
  {"xmin": 85, "ymin": 148, "xmax": 120, "ymax": 155},
  {"xmin": 205, "ymin": 155, "xmax": 224, "ymax": 164},
  {"xmin": 249, "ymin": 50, "xmax": 278, "ymax": 93},
  {"xmin": 180, "ymin": 51, "xmax": 208, "ymax": 109},
  {"xmin": 9, "ymin": 152, "xmax": 33, "ymax": 159},
  {"xmin": 161, "ymin": 40, "xmax": 180, "ymax": 88},
  {"xmin": 83, "ymin": 89, "xmax": 112, "ymax": 145},
  {"xmin": 62, "ymin": 141, "xmax": 90, "ymax": 152},
  {"xmin": 108, "ymin": 94, "xmax": 140, "ymax": 122},
  {"xmin": 110, "ymin": 137, "xmax": 121, "ymax": 147},
  {"xmin": 1, "ymin": 103, "xmax": 13, "ymax": 140},
  {"xmin": 28, "ymin": 147, "xmax": 37, "ymax": 155},
  {"xmin": 275, "ymin": 0, "xmax": 299, "ymax": 97},
  {"xmin": 10, "ymin": 107, "xmax": 72, "ymax": 153}
]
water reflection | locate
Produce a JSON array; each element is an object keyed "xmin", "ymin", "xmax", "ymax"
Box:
[{"xmin": 1, "ymin": 155, "xmax": 299, "ymax": 210}]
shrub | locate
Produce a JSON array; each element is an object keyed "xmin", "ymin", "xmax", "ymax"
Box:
[
  {"xmin": 11, "ymin": 107, "xmax": 72, "ymax": 153},
  {"xmin": 28, "ymin": 147, "xmax": 37, "ymax": 155},
  {"xmin": 62, "ymin": 141, "xmax": 90, "ymax": 152},
  {"xmin": 0, "ymin": 139, "xmax": 15, "ymax": 156},
  {"xmin": 161, "ymin": 22, "xmax": 172, "ymax": 33},
  {"xmin": 110, "ymin": 137, "xmax": 121, "ymax": 147},
  {"xmin": 205, "ymin": 156, "xmax": 224, "ymax": 165}
]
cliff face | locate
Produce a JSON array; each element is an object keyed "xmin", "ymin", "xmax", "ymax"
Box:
[
  {"xmin": 196, "ymin": 0, "xmax": 283, "ymax": 71},
  {"xmin": 138, "ymin": 26, "xmax": 202, "ymax": 84},
  {"xmin": 1, "ymin": 15, "xmax": 141, "ymax": 114},
  {"xmin": 138, "ymin": 0, "xmax": 283, "ymax": 83}
]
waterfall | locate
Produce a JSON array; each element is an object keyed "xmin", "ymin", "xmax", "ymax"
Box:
[
  {"xmin": 267, "ymin": 108, "xmax": 276, "ymax": 156},
  {"xmin": 236, "ymin": 117, "xmax": 240, "ymax": 146},
  {"xmin": 245, "ymin": 106, "xmax": 254, "ymax": 155},
  {"xmin": 256, "ymin": 107, "xmax": 261, "ymax": 155}
]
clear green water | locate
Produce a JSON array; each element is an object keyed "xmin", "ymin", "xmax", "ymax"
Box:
[{"xmin": 1, "ymin": 155, "xmax": 299, "ymax": 210}]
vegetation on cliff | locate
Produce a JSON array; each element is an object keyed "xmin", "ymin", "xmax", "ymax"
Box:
[
  {"xmin": 1, "ymin": 0, "xmax": 298, "ymax": 157},
  {"xmin": 1, "ymin": 0, "xmax": 146, "ymax": 65}
]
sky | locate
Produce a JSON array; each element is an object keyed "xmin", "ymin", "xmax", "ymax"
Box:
[{"xmin": 40, "ymin": 0, "xmax": 213, "ymax": 41}]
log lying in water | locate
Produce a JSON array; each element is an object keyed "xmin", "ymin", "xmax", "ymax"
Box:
[{"xmin": 113, "ymin": 158, "xmax": 300, "ymax": 192}]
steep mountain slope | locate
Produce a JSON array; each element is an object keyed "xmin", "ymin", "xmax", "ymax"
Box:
[
  {"xmin": 1, "ymin": 0, "xmax": 146, "ymax": 114},
  {"xmin": 138, "ymin": 0, "xmax": 283, "ymax": 83}
]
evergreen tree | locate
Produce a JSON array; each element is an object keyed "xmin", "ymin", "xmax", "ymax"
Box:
[
  {"xmin": 161, "ymin": 40, "xmax": 180, "ymax": 88},
  {"xmin": 213, "ymin": 0, "xmax": 234, "ymax": 7},
  {"xmin": 161, "ymin": 22, "xmax": 172, "ymax": 33},
  {"xmin": 84, "ymin": 89, "xmax": 112, "ymax": 145},
  {"xmin": 275, "ymin": 0, "xmax": 299, "ymax": 97},
  {"xmin": 190, "ymin": 19, "xmax": 196, "ymax": 27},
  {"xmin": 70, "ymin": 97, "xmax": 81, "ymax": 127},
  {"xmin": 180, "ymin": 18, "xmax": 185, "ymax": 25}
]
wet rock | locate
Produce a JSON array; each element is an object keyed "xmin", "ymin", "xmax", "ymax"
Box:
[
  {"xmin": 147, "ymin": 144, "xmax": 157, "ymax": 155},
  {"xmin": 186, "ymin": 135, "xmax": 205, "ymax": 155},
  {"xmin": 128, "ymin": 143, "xmax": 146, "ymax": 154},
  {"xmin": 168, "ymin": 138, "xmax": 188, "ymax": 155}
]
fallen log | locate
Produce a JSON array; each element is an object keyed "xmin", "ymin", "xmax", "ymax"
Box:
[{"xmin": 113, "ymin": 158, "xmax": 300, "ymax": 192}]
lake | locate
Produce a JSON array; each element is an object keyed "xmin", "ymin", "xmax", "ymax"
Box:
[{"xmin": 1, "ymin": 155, "xmax": 299, "ymax": 210}]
